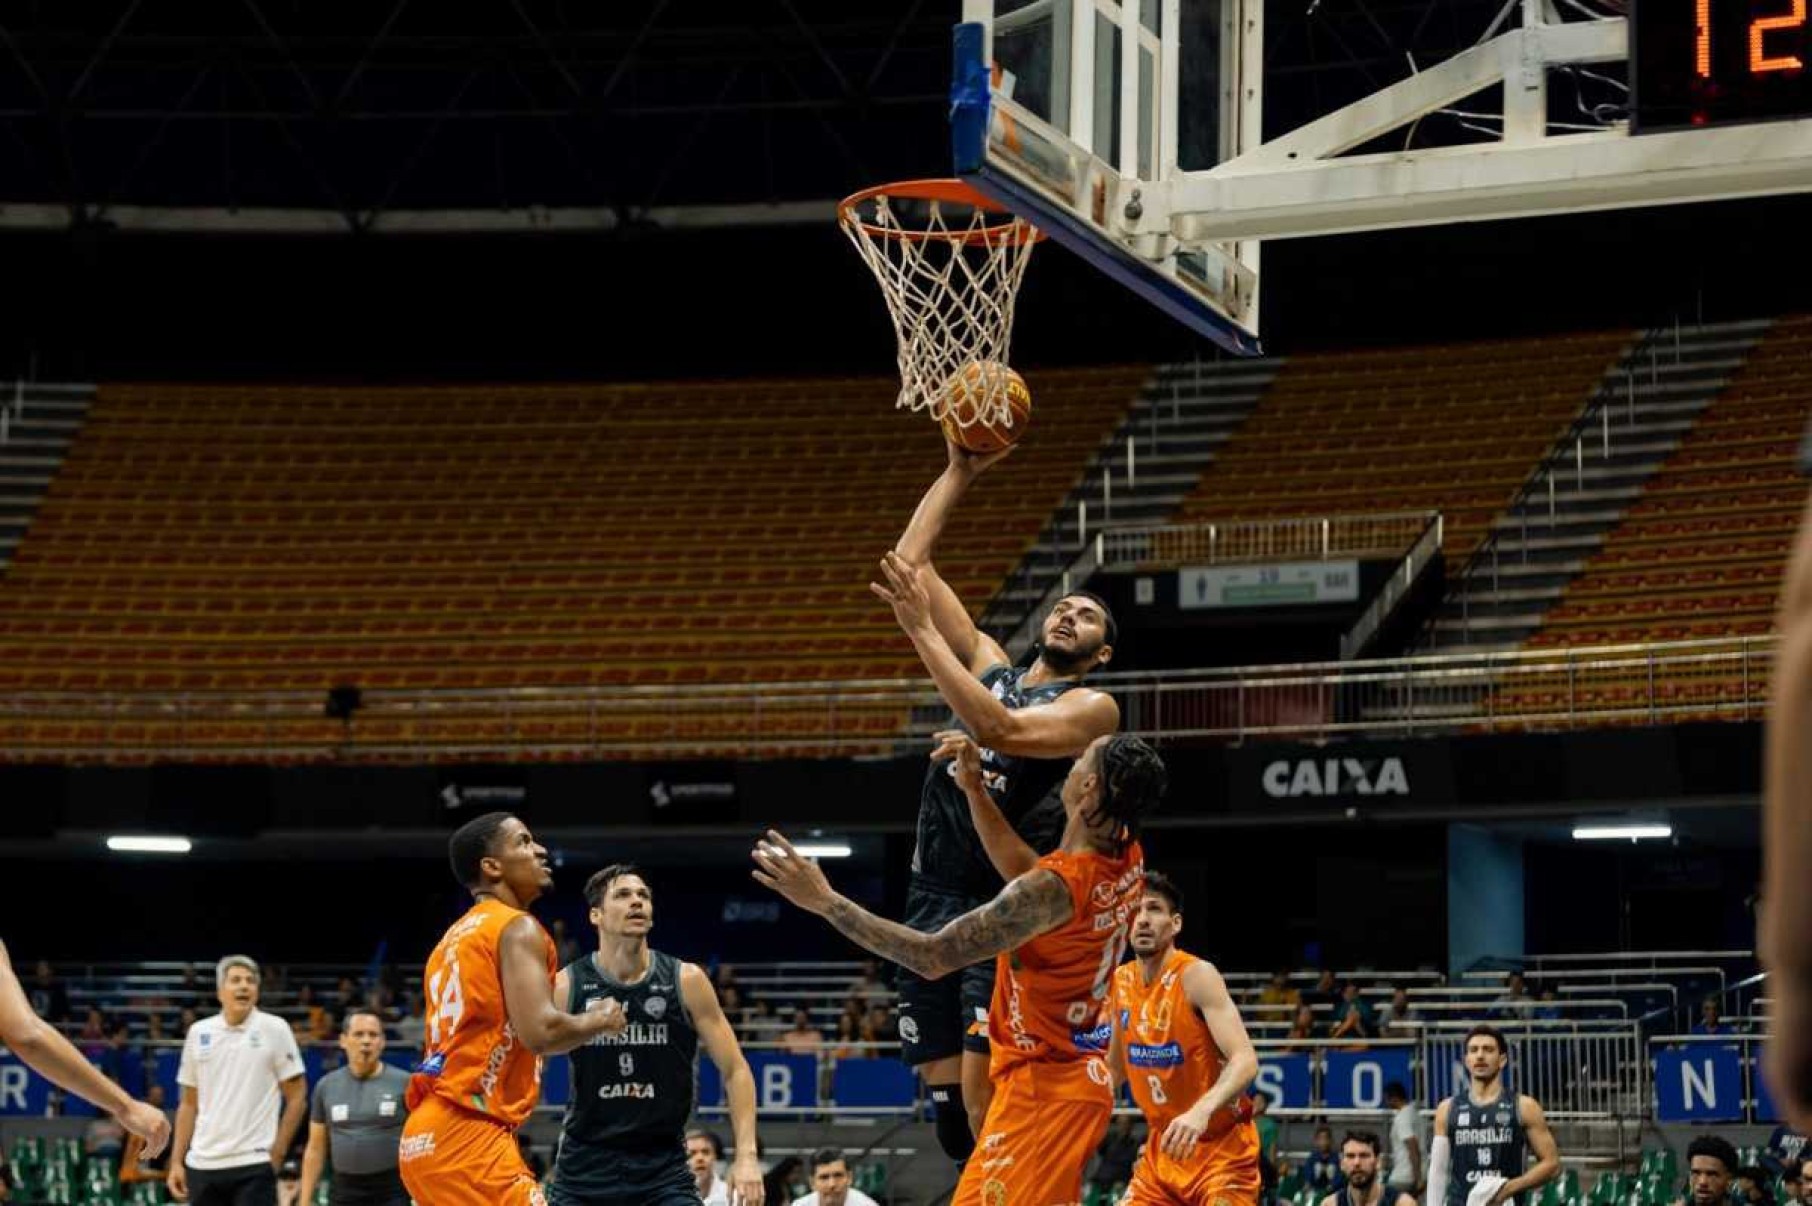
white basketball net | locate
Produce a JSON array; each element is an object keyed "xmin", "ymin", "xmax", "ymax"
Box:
[{"xmin": 840, "ymin": 188, "xmax": 1038, "ymax": 428}]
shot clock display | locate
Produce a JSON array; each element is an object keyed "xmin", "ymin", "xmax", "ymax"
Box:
[{"xmin": 1633, "ymin": 0, "xmax": 1812, "ymax": 131}]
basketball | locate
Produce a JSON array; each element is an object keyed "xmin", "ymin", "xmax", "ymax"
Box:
[{"xmin": 938, "ymin": 361, "xmax": 1032, "ymax": 454}]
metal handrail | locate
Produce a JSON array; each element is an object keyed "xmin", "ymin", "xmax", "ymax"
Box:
[
  {"xmin": 1097, "ymin": 511, "xmax": 1438, "ymax": 570},
  {"xmin": 0, "ymin": 634, "xmax": 1774, "ymax": 759}
]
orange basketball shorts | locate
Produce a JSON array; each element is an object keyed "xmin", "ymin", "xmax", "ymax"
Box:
[
  {"xmin": 954, "ymin": 1063, "xmax": 1113, "ymax": 1206},
  {"xmin": 1121, "ymin": 1142, "xmax": 1262, "ymax": 1206},
  {"xmin": 398, "ymin": 1093, "xmax": 546, "ymax": 1206}
]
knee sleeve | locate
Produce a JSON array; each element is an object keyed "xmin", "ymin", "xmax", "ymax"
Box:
[{"xmin": 929, "ymin": 1083, "xmax": 976, "ymax": 1165}]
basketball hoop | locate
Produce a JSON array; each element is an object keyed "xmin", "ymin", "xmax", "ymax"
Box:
[{"xmin": 838, "ymin": 178, "xmax": 1042, "ymax": 429}]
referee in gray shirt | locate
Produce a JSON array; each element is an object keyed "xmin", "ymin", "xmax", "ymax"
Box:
[{"xmin": 298, "ymin": 1008, "xmax": 411, "ymax": 1206}]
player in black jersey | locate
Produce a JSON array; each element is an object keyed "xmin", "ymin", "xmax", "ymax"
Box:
[
  {"xmin": 547, "ymin": 866, "xmax": 764, "ymax": 1206},
  {"xmin": 1427, "ymin": 1026, "xmax": 1559, "ymax": 1206},
  {"xmin": 870, "ymin": 439, "xmax": 1122, "ymax": 1166}
]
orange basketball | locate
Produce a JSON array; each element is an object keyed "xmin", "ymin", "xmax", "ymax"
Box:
[{"xmin": 938, "ymin": 361, "xmax": 1032, "ymax": 454}]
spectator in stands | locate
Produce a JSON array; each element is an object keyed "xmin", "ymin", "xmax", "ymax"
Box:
[
  {"xmin": 293, "ymin": 984, "xmax": 331, "ymax": 1043},
  {"xmin": 0, "ymin": 1151, "xmax": 14, "ymax": 1202},
  {"xmin": 1784, "ymin": 1162, "xmax": 1803, "ymax": 1206},
  {"xmin": 831, "ymin": 1010, "xmax": 862, "ymax": 1060},
  {"xmin": 1735, "ymin": 1167, "xmax": 1773, "ymax": 1206},
  {"xmin": 332, "ymin": 976, "xmax": 359, "ymax": 1019},
  {"xmin": 781, "ymin": 1008, "xmax": 824, "ymax": 1057},
  {"xmin": 1534, "ymin": 984, "xmax": 1564, "ymax": 1021},
  {"xmin": 393, "ymin": 992, "xmax": 426, "ymax": 1051},
  {"xmin": 1694, "ymin": 999, "xmax": 1732, "ymax": 1036},
  {"xmin": 1307, "ymin": 969, "xmax": 1341, "ymax": 1011},
  {"xmin": 1257, "ymin": 969, "xmax": 1303, "ymax": 1012},
  {"xmin": 1670, "ymin": 1135, "xmax": 1739, "ymax": 1206},
  {"xmin": 1493, "ymin": 972, "xmax": 1535, "ymax": 1020},
  {"xmin": 1385, "ymin": 1081, "xmax": 1422, "ymax": 1196},
  {"xmin": 27, "ymin": 960, "xmax": 68, "ymax": 1023},
  {"xmin": 847, "ymin": 959, "xmax": 885, "ymax": 1007},
  {"xmin": 763, "ymin": 1155, "xmax": 806, "ymax": 1206},
  {"xmin": 686, "ymin": 1128, "xmax": 730, "ymax": 1206},
  {"xmin": 861, "ymin": 1004, "xmax": 897, "ymax": 1048},
  {"xmin": 1330, "ymin": 981, "xmax": 1375, "ymax": 1045},
  {"xmin": 550, "ymin": 918, "xmax": 581, "ymax": 967},
  {"xmin": 719, "ymin": 983, "xmax": 744, "ymax": 1027},
  {"xmin": 179, "ymin": 1006, "xmax": 199, "ymax": 1033},
  {"xmin": 1380, "ymin": 986, "xmax": 1416, "ymax": 1031},
  {"xmin": 1284, "ymin": 1004, "xmax": 1321, "ymax": 1052},
  {"xmin": 1253, "ymin": 1091, "xmax": 1280, "ymax": 1206},
  {"xmin": 1303, "ymin": 1125, "xmax": 1346, "ymax": 1196},
  {"xmin": 1089, "ymin": 1116, "xmax": 1142, "ymax": 1198},
  {"xmin": 790, "ymin": 1148, "xmax": 878, "ymax": 1206},
  {"xmin": 102, "ymin": 1021, "xmax": 145, "ymax": 1097},
  {"xmin": 1799, "ymin": 1158, "xmax": 1812, "ymax": 1206},
  {"xmin": 741, "ymin": 999, "xmax": 773, "ymax": 1044},
  {"xmin": 146, "ymin": 1012, "xmax": 167, "ymax": 1043},
  {"xmin": 179, "ymin": 964, "xmax": 205, "ymax": 1012},
  {"xmin": 1768, "ymin": 1125, "xmax": 1810, "ymax": 1178},
  {"xmin": 79, "ymin": 1006, "xmax": 109, "ymax": 1044}
]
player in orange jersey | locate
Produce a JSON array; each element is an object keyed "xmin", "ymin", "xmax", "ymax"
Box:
[
  {"xmin": 753, "ymin": 728, "xmax": 1168, "ymax": 1206},
  {"xmin": 1108, "ymin": 871, "xmax": 1261, "ymax": 1206},
  {"xmin": 400, "ymin": 813, "xmax": 628, "ymax": 1206}
]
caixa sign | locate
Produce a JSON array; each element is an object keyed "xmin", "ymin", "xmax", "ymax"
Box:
[{"xmin": 1262, "ymin": 756, "xmax": 1410, "ymax": 799}]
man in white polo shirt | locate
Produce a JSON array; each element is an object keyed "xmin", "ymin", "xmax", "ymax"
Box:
[{"xmin": 168, "ymin": 956, "xmax": 308, "ymax": 1206}]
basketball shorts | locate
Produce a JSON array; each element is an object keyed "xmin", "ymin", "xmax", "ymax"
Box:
[
  {"xmin": 548, "ymin": 1145, "xmax": 697, "ymax": 1206},
  {"xmin": 1121, "ymin": 1143, "xmax": 1263, "ymax": 1206},
  {"xmin": 898, "ymin": 879, "xmax": 995, "ymax": 1064},
  {"xmin": 953, "ymin": 1064, "xmax": 1112, "ymax": 1206},
  {"xmin": 397, "ymin": 1094, "xmax": 546, "ymax": 1206}
]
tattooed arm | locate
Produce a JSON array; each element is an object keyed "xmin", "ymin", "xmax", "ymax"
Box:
[{"xmin": 751, "ymin": 829, "xmax": 1073, "ymax": 980}]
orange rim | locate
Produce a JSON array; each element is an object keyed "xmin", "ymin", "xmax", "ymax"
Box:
[{"xmin": 837, "ymin": 177, "xmax": 1043, "ymax": 248}]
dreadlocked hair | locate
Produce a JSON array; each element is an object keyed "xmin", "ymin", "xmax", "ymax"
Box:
[{"xmin": 1087, "ymin": 734, "xmax": 1168, "ymax": 853}]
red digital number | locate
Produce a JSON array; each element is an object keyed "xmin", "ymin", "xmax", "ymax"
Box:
[
  {"xmin": 1697, "ymin": 0, "xmax": 1713, "ymax": 76},
  {"xmin": 1751, "ymin": 0, "xmax": 1807, "ymax": 73}
]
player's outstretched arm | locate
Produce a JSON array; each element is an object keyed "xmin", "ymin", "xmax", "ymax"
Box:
[
  {"xmin": 681, "ymin": 964, "xmax": 765, "ymax": 1206},
  {"xmin": 0, "ymin": 940, "xmax": 170, "ymax": 1158},
  {"xmin": 874, "ymin": 553, "xmax": 1119, "ymax": 757},
  {"xmin": 499, "ymin": 917, "xmax": 626, "ymax": 1056},
  {"xmin": 752, "ymin": 829, "xmax": 1072, "ymax": 980},
  {"xmin": 1765, "ymin": 491, "xmax": 1812, "ymax": 1132},
  {"xmin": 1157, "ymin": 961, "xmax": 1261, "ymax": 1160},
  {"xmin": 932, "ymin": 730, "xmax": 1039, "ymax": 879},
  {"xmin": 1490, "ymin": 1097, "xmax": 1560, "ymax": 1205},
  {"xmin": 893, "ymin": 441, "xmax": 1016, "ymax": 674}
]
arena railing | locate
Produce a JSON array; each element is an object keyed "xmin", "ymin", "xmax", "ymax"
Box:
[
  {"xmin": 1095, "ymin": 511, "xmax": 1439, "ymax": 570},
  {"xmin": 996, "ymin": 510, "xmax": 1439, "ymax": 654},
  {"xmin": 689, "ymin": 1023, "xmax": 1645, "ymax": 1119},
  {"xmin": 0, "ymin": 635, "xmax": 1770, "ymax": 760}
]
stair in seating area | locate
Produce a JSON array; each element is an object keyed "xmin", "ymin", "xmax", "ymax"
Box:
[
  {"xmin": 1419, "ymin": 317, "xmax": 1771, "ymax": 652},
  {"xmin": 0, "ymin": 384, "xmax": 94, "ymax": 576},
  {"xmin": 981, "ymin": 356, "xmax": 1276, "ymax": 643}
]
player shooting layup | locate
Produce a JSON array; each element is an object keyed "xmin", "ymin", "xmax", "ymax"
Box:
[
  {"xmin": 753, "ymin": 728, "xmax": 1168, "ymax": 1206},
  {"xmin": 876, "ymin": 441, "xmax": 1122, "ymax": 1163}
]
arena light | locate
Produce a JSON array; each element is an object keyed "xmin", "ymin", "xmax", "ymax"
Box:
[
  {"xmin": 105, "ymin": 834, "xmax": 193, "ymax": 855},
  {"xmin": 1571, "ymin": 823, "xmax": 1672, "ymax": 842},
  {"xmin": 791, "ymin": 842, "xmax": 853, "ymax": 859}
]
